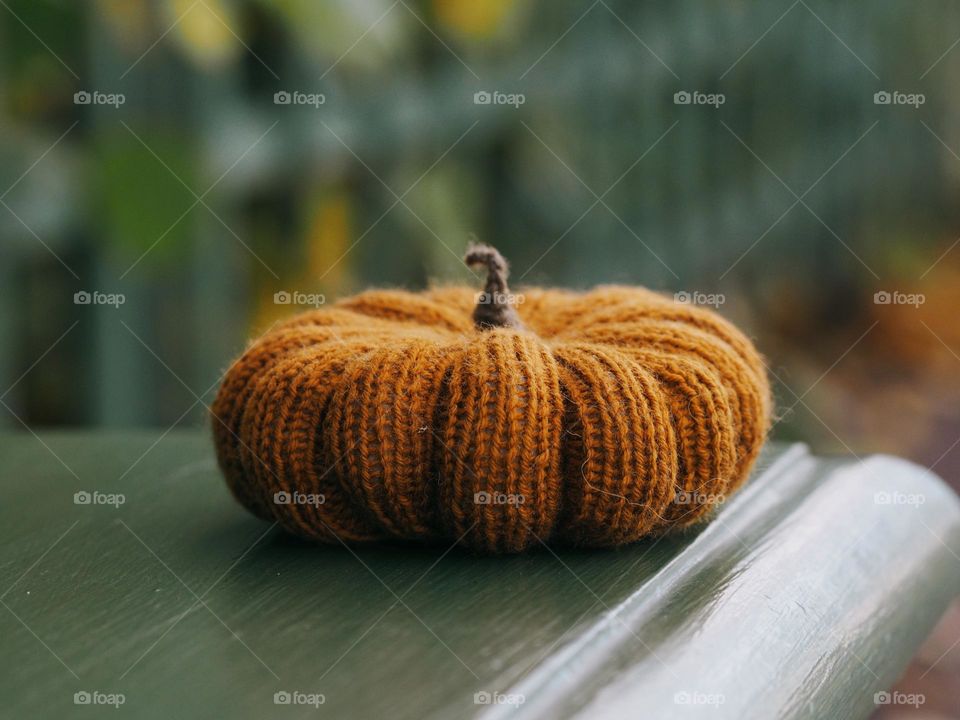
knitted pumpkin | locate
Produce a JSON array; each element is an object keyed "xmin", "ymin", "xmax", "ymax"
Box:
[{"xmin": 212, "ymin": 245, "xmax": 771, "ymax": 553}]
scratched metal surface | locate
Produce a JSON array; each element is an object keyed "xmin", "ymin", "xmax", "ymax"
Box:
[{"xmin": 0, "ymin": 433, "xmax": 957, "ymax": 719}]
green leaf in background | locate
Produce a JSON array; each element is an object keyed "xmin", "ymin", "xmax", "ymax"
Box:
[{"xmin": 92, "ymin": 127, "xmax": 198, "ymax": 270}]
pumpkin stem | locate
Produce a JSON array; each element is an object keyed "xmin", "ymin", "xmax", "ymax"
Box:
[{"xmin": 465, "ymin": 243, "xmax": 525, "ymax": 330}]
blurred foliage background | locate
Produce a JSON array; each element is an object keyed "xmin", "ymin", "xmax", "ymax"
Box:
[{"xmin": 2, "ymin": 0, "xmax": 960, "ymax": 486}]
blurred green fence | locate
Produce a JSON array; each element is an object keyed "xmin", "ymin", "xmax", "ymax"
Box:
[{"xmin": 2, "ymin": 0, "xmax": 960, "ymax": 450}]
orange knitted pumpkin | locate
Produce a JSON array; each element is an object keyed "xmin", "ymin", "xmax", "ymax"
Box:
[{"xmin": 212, "ymin": 245, "xmax": 771, "ymax": 553}]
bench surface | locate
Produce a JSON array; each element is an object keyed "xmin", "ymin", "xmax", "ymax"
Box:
[{"xmin": 1, "ymin": 432, "xmax": 958, "ymax": 719}]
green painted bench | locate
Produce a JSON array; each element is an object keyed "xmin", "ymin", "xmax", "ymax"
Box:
[{"xmin": 1, "ymin": 432, "xmax": 958, "ymax": 718}]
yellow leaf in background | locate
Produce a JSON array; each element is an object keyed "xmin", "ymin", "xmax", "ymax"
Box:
[
  {"xmin": 250, "ymin": 190, "xmax": 355, "ymax": 332},
  {"xmin": 250, "ymin": 288, "xmax": 290, "ymax": 333},
  {"xmin": 167, "ymin": 0, "xmax": 240, "ymax": 69},
  {"xmin": 305, "ymin": 191, "xmax": 353, "ymax": 298},
  {"xmin": 271, "ymin": 0, "xmax": 407, "ymax": 70},
  {"xmin": 96, "ymin": 0, "xmax": 151, "ymax": 50},
  {"xmin": 433, "ymin": 0, "xmax": 515, "ymax": 37}
]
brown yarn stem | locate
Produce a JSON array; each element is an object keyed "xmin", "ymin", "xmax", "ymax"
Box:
[{"xmin": 465, "ymin": 243, "xmax": 525, "ymax": 330}]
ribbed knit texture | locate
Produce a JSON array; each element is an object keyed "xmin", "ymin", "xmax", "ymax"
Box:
[{"xmin": 212, "ymin": 283, "xmax": 771, "ymax": 554}]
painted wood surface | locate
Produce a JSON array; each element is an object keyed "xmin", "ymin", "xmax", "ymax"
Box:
[{"xmin": 0, "ymin": 433, "xmax": 957, "ymax": 719}]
